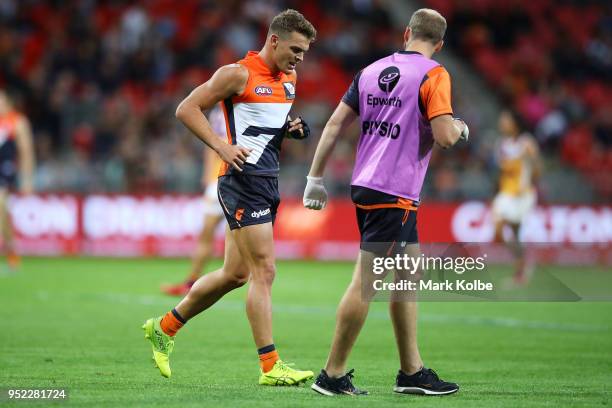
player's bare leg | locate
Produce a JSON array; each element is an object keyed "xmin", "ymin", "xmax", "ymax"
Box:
[
  {"xmin": 496, "ymin": 219, "xmax": 530, "ymax": 285},
  {"xmin": 188, "ymin": 213, "xmax": 224, "ymax": 281},
  {"xmin": 161, "ymin": 213, "xmax": 224, "ymax": 296},
  {"xmin": 493, "ymin": 218, "xmax": 506, "ymax": 243},
  {"xmin": 175, "ymin": 225, "xmax": 248, "ymax": 320},
  {"xmin": 315, "ymin": 244, "xmax": 458, "ymax": 396},
  {"xmin": 145, "ymin": 222, "xmax": 312, "ymax": 382},
  {"xmin": 144, "ymin": 225, "xmax": 249, "ymax": 377},
  {"xmin": 390, "ymin": 301, "xmax": 423, "ymax": 372},
  {"xmin": 324, "ymin": 250, "xmax": 378, "ymax": 377},
  {"xmin": 229, "ymin": 221, "xmax": 313, "ymax": 384},
  {"xmin": 509, "ymin": 223, "xmax": 532, "ymax": 284},
  {"xmin": 388, "ymin": 243, "xmax": 459, "ymax": 396},
  {"xmin": 0, "ymin": 189, "xmax": 18, "ymax": 269},
  {"xmin": 310, "ymin": 251, "xmax": 377, "ymax": 395},
  {"xmin": 231, "ymin": 222, "xmax": 276, "ymax": 348},
  {"xmin": 389, "ymin": 244, "xmax": 424, "ymax": 375},
  {"xmin": 0, "ymin": 189, "xmax": 11, "ymax": 246}
]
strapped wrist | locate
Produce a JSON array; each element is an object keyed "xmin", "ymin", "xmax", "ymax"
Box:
[{"xmin": 307, "ymin": 175, "xmax": 323, "ymax": 182}]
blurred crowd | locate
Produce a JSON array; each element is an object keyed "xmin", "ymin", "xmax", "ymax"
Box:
[
  {"xmin": 0, "ymin": 0, "xmax": 400, "ymax": 195},
  {"xmin": 426, "ymin": 0, "xmax": 612, "ymax": 199},
  {"xmin": 0, "ymin": 0, "xmax": 610, "ymax": 201}
]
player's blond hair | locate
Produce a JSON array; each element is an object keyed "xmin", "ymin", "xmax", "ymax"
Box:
[
  {"xmin": 409, "ymin": 8, "xmax": 447, "ymax": 44},
  {"xmin": 269, "ymin": 9, "xmax": 316, "ymax": 41}
]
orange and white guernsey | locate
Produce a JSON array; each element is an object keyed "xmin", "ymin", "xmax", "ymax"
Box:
[
  {"xmin": 0, "ymin": 110, "xmax": 19, "ymax": 144},
  {"xmin": 0, "ymin": 110, "xmax": 20, "ymax": 161},
  {"xmin": 219, "ymin": 51, "xmax": 296, "ymax": 177}
]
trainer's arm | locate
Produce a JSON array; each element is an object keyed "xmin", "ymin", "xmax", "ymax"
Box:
[
  {"xmin": 176, "ymin": 65, "xmax": 251, "ymax": 171},
  {"xmin": 308, "ymin": 102, "xmax": 357, "ymax": 177},
  {"xmin": 431, "ymin": 114, "xmax": 465, "ymax": 149},
  {"xmin": 15, "ymin": 115, "xmax": 35, "ymax": 194},
  {"xmin": 421, "ymin": 66, "xmax": 466, "ymax": 149}
]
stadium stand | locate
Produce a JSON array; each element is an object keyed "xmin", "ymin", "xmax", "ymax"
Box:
[
  {"xmin": 0, "ymin": 0, "xmax": 609, "ymax": 201},
  {"xmin": 425, "ymin": 0, "xmax": 611, "ymax": 199}
]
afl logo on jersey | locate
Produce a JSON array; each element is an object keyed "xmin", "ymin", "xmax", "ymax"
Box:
[
  {"xmin": 378, "ymin": 66, "xmax": 400, "ymax": 93},
  {"xmin": 255, "ymin": 86, "xmax": 273, "ymax": 96},
  {"xmin": 283, "ymin": 82, "xmax": 295, "ymax": 100}
]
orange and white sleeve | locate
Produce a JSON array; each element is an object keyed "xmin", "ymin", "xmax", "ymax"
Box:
[{"xmin": 419, "ymin": 66, "xmax": 453, "ymax": 120}]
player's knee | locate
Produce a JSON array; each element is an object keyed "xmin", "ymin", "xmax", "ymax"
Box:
[
  {"xmin": 221, "ymin": 262, "xmax": 249, "ymax": 288},
  {"xmin": 251, "ymin": 260, "xmax": 276, "ymax": 286},
  {"xmin": 226, "ymin": 273, "xmax": 249, "ymax": 288}
]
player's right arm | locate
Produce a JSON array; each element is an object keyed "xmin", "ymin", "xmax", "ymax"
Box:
[
  {"xmin": 175, "ymin": 65, "xmax": 252, "ymax": 171},
  {"xmin": 202, "ymin": 146, "xmax": 219, "ymax": 188}
]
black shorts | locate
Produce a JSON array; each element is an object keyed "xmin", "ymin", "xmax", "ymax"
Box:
[
  {"xmin": 217, "ymin": 174, "xmax": 280, "ymax": 230},
  {"xmin": 352, "ymin": 185, "xmax": 419, "ymax": 255}
]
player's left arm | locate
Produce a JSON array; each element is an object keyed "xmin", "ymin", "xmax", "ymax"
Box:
[
  {"xmin": 284, "ymin": 73, "xmax": 310, "ymax": 139},
  {"xmin": 285, "ymin": 115, "xmax": 310, "ymax": 139},
  {"xmin": 15, "ymin": 115, "xmax": 35, "ymax": 194}
]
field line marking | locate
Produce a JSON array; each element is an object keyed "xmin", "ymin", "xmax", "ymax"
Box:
[{"xmin": 35, "ymin": 290, "xmax": 611, "ymax": 333}]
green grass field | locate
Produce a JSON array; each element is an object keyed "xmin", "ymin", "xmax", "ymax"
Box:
[{"xmin": 1, "ymin": 258, "xmax": 610, "ymax": 407}]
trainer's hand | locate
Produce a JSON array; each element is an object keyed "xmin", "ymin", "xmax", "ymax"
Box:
[
  {"xmin": 286, "ymin": 115, "xmax": 310, "ymax": 140},
  {"xmin": 303, "ymin": 176, "xmax": 328, "ymax": 210},
  {"xmin": 454, "ymin": 117, "xmax": 469, "ymax": 142},
  {"xmin": 217, "ymin": 143, "xmax": 252, "ymax": 172}
]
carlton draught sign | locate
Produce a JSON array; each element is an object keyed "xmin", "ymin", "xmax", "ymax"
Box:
[{"xmin": 7, "ymin": 195, "xmax": 611, "ymax": 260}]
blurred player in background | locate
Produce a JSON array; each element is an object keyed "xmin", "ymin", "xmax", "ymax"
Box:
[
  {"xmin": 493, "ymin": 110, "xmax": 541, "ymax": 285},
  {"xmin": 0, "ymin": 90, "xmax": 35, "ymax": 270},
  {"xmin": 160, "ymin": 105, "xmax": 226, "ymax": 296},
  {"xmin": 143, "ymin": 9, "xmax": 316, "ymax": 385},
  {"xmin": 303, "ymin": 9, "xmax": 465, "ymax": 397}
]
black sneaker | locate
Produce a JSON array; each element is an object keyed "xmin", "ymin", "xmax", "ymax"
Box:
[
  {"xmin": 311, "ymin": 369, "xmax": 369, "ymax": 396},
  {"xmin": 394, "ymin": 367, "xmax": 459, "ymax": 396}
]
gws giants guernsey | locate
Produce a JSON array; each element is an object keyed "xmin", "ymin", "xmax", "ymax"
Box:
[
  {"xmin": 219, "ymin": 51, "xmax": 297, "ymax": 177},
  {"xmin": 0, "ymin": 110, "xmax": 19, "ymax": 165}
]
